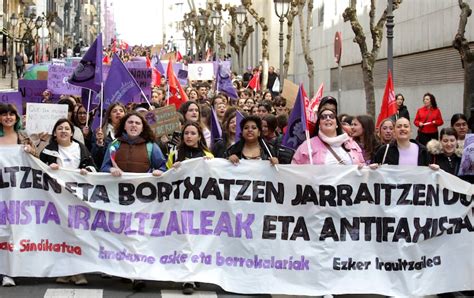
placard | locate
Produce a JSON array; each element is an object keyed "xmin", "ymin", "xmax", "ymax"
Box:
[
  {"xmin": 25, "ymin": 103, "xmax": 69, "ymax": 135},
  {"xmin": 47, "ymin": 65, "xmax": 82, "ymax": 96},
  {"xmin": 0, "ymin": 91, "xmax": 23, "ymax": 114},
  {"xmin": 281, "ymin": 79, "xmax": 299, "ymax": 108},
  {"xmin": 188, "ymin": 62, "xmax": 214, "ymax": 81},
  {"xmin": 144, "ymin": 105, "xmax": 181, "ymax": 137}
]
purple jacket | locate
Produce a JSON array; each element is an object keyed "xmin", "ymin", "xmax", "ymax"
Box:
[{"xmin": 291, "ymin": 136, "xmax": 365, "ymax": 165}]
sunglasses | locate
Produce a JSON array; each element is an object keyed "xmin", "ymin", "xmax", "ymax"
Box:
[{"xmin": 319, "ymin": 113, "xmax": 336, "ymax": 120}]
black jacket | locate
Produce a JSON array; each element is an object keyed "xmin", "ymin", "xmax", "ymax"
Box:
[
  {"xmin": 373, "ymin": 139, "xmax": 430, "ymax": 166},
  {"xmin": 391, "ymin": 105, "xmax": 410, "ymax": 121},
  {"xmin": 225, "ymin": 138, "xmax": 276, "ymax": 161},
  {"xmin": 40, "ymin": 141, "xmax": 97, "ymax": 171}
]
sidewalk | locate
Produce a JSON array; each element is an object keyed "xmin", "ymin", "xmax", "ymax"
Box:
[{"xmin": 0, "ymin": 72, "xmax": 18, "ymax": 91}]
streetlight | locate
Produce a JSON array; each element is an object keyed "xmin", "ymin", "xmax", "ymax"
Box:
[
  {"xmin": 235, "ymin": 5, "xmax": 247, "ymax": 74},
  {"xmin": 211, "ymin": 11, "xmax": 221, "ymax": 60},
  {"xmin": 10, "ymin": 13, "xmax": 18, "ymax": 88},
  {"xmin": 274, "ymin": 0, "xmax": 290, "ymax": 91},
  {"xmin": 387, "ymin": 0, "xmax": 394, "ymax": 78}
]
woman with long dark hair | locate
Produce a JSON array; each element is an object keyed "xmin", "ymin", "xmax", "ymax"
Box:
[
  {"xmin": 414, "ymin": 92, "xmax": 444, "ymax": 145},
  {"xmin": 351, "ymin": 115, "xmax": 379, "ymax": 164}
]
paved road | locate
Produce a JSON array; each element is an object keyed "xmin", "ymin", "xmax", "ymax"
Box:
[{"xmin": 0, "ymin": 73, "xmax": 17, "ymax": 91}]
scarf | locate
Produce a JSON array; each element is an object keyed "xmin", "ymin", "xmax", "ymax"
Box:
[{"xmin": 318, "ymin": 131, "xmax": 349, "ymax": 147}]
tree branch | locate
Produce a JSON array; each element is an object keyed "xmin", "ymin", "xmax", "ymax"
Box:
[{"xmin": 453, "ymin": 0, "xmax": 474, "ymax": 63}]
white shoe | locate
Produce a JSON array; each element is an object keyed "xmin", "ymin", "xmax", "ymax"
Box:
[{"xmin": 2, "ymin": 276, "xmax": 16, "ymax": 287}]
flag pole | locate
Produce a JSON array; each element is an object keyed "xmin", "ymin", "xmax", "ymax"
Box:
[
  {"xmin": 140, "ymin": 90, "xmax": 153, "ymax": 109},
  {"xmin": 85, "ymin": 89, "xmax": 92, "ymax": 127},
  {"xmin": 305, "ymin": 130, "xmax": 313, "ymax": 165},
  {"xmin": 261, "ymin": 138, "xmax": 279, "ymax": 172},
  {"xmin": 99, "ymin": 82, "xmax": 104, "ymax": 128}
]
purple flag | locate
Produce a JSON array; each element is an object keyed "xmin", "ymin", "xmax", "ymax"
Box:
[
  {"xmin": 281, "ymin": 85, "xmax": 307, "ymax": 150},
  {"xmin": 152, "ymin": 54, "xmax": 165, "ymax": 75},
  {"xmin": 216, "ymin": 61, "xmax": 238, "ymax": 99},
  {"xmin": 210, "ymin": 108, "xmax": 222, "ymax": 149},
  {"xmin": 234, "ymin": 110, "xmax": 244, "ymax": 143},
  {"xmin": 103, "ymin": 53, "xmax": 142, "ymax": 109},
  {"xmin": 68, "ymin": 33, "xmax": 103, "ymax": 93}
]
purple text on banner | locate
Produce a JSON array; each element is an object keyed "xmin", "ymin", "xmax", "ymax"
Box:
[
  {"xmin": 0, "ymin": 91, "xmax": 23, "ymax": 114},
  {"xmin": 128, "ymin": 68, "xmax": 152, "ymax": 102},
  {"xmin": 18, "ymin": 80, "xmax": 48, "ymax": 103},
  {"xmin": 48, "ymin": 65, "xmax": 82, "ymax": 96}
]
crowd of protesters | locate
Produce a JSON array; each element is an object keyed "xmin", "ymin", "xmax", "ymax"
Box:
[{"xmin": 1, "ymin": 53, "xmax": 473, "ymax": 296}]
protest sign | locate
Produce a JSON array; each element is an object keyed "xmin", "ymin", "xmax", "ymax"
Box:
[
  {"xmin": 48, "ymin": 65, "xmax": 82, "ymax": 96},
  {"xmin": 0, "ymin": 146, "xmax": 473, "ymax": 296},
  {"xmin": 25, "ymin": 103, "xmax": 69, "ymax": 134},
  {"xmin": 128, "ymin": 68, "xmax": 152, "ymax": 102},
  {"xmin": 281, "ymin": 79, "xmax": 299, "ymax": 108},
  {"xmin": 188, "ymin": 62, "xmax": 214, "ymax": 81},
  {"xmin": 18, "ymin": 80, "xmax": 48, "ymax": 103},
  {"xmin": 144, "ymin": 105, "xmax": 180, "ymax": 137},
  {"xmin": 0, "ymin": 91, "xmax": 23, "ymax": 114}
]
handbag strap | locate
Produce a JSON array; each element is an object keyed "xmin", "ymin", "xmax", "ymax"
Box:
[{"xmin": 323, "ymin": 142, "xmax": 345, "ymax": 165}]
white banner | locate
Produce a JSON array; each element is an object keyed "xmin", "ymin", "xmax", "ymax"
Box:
[
  {"xmin": 188, "ymin": 63, "xmax": 214, "ymax": 81},
  {"xmin": 0, "ymin": 146, "xmax": 473, "ymax": 296}
]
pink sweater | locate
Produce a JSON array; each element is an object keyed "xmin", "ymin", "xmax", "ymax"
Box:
[{"xmin": 292, "ymin": 136, "xmax": 365, "ymax": 165}]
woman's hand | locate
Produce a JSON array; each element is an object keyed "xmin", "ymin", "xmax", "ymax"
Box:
[
  {"xmin": 96, "ymin": 128, "xmax": 104, "ymax": 147},
  {"xmin": 79, "ymin": 168, "xmax": 89, "ymax": 175},
  {"xmin": 357, "ymin": 163, "xmax": 365, "ymax": 170},
  {"xmin": 23, "ymin": 144, "xmax": 34, "ymax": 155},
  {"xmin": 110, "ymin": 167, "xmax": 122, "ymax": 177},
  {"xmin": 429, "ymin": 164, "xmax": 440, "ymax": 171},
  {"xmin": 39, "ymin": 132, "xmax": 49, "ymax": 142},
  {"xmin": 228, "ymin": 154, "xmax": 240, "ymax": 165},
  {"xmin": 269, "ymin": 157, "xmax": 279, "ymax": 166},
  {"xmin": 368, "ymin": 163, "xmax": 379, "ymax": 170},
  {"xmin": 49, "ymin": 163, "xmax": 59, "ymax": 170},
  {"xmin": 203, "ymin": 156, "xmax": 213, "ymax": 160},
  {"xmin": 152, "ymin": 169, "xmax": 163, "ymax": 176},
  {"xmin": 172, "ymin": 161, "xmax": 182, "ymax": 169}
]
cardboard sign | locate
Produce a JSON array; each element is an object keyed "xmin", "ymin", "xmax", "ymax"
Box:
[
  {"xmin": 25, "ymin": 103, "xmax": 69, "ymax": 135},
  {"xmin": 144, "ymin": 105, "xmax": 181, "ymax": 137},
  {"xmin": 281, "ymin": 79, "xmax": 299, "ymax": 108},
  {"xmin": 188, "ymin": 63, "xmax": 214, "ymax": 81},
  {"xmin": 0, "ymin": 91, "xmax": 23, "ymax": 115},
  {"xmin": 47, "ymin": 65, "xmax": 82, "ymax": 96}
]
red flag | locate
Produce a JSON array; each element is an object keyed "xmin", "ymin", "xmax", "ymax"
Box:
[
  {"xmin": 152, "ymin": 68, "xmax": 161, "ymax": 87},
  {"xmin": 247, "ymin": 71, "xmax": 261, "ymax": 92},
  {"xmin": 176, "ymin": 51, "xmax": 183, "ymax": 62},
  {"xmin": 146, "ymin": 56, "xmax": 151, "ymax": 68},
  {"xmin": 166, "ymin": 59, "xmax": 188, "ymax": 109},
  {"xmin": 205, "ymin": 48, "xmax": 212, "ymax": 61},
  {"xmin": 308, "ymin": 83, "xmax": 324, "ymax": 124},
  {"xmin": 103, "ymin": 55, "xmax": 110, "ymax": 64},
  {"xmin": 300, "ymin": 85, "xmax": 315, "ymax": 134},
  {"xmin": 376, "ymin": 70, "xmax": 397, "ymax": 128},
  {"xmin": 111, "ymin": 38, "xmax": 117, "ymax": 53}
]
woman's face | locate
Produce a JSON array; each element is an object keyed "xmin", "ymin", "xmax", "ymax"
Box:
[
  {"xmin": 185, "ymin": 104, "xmax": 200, "ymax": 122},
  {"xmin": 124, "ymin": 115, "xmax": 143, "ymax": 138},
  {"xmin": 54, "ymin": 122, "xmax": 73, "ymax": 145},
  {"xmin": 0, "ymin": 111, "xmax": 17, "ymax": 128},
  {"xmin": 440, "ymin": 134, "xmax": 457, "ymax": 155},
  {"xmin": 189, "ymin": 90, "xmax": 199, "ymax": 100},
  {"xmin": 396, "ymin": 95, "xmax": 404, "ymax": 107},
  {"xmin": 183, "ymin": 125, "xmax": 200, "ymax": 148},
  {"xmin": 319, "ymin": 110, "xmax": 337, "ymax": 136},
  {"xmin": 245, "ymin": 99, "xmax": 255, "ymax": 108},
  {"xmin": 423, "ymin": 96, "xmax": 432, "ymax": 108},
  {"xmin": 262, "ymin": 120, "xmax": 269, "ymax": 137},
  {"xmin": 453, "ymin": 119, "xmax": 468, "ymax": 140},
  {"xmin": 380, "ymin": 120, "xmax": 394, "ymax": 143},
  {"xmin": 110, "ymin": 106, "xmax": 126, "ymax": 126},
  {"xmin": 242, "ymin": 120, "xmax": 260, "ymax": 143},
  {"xmin": 77, "ymin": 107, "xmax": 87, "ymax": 125},
  {"xmin": 264, "ymin": 92, "xmax": 272, "ymax": 101},
  {"xmin": 251, "ymin": 106, "xmax": 258, "ymax": 115},
  {"xmin": 351, "ymin": 119, "xmax": 364, "ymax": 138},
  {"xmin": 257, "ymin": 106, "xmax": 269, "ymax": 118},
  {"xmin": 228, "ymin": 117, "xmax": 237, "ymax": 134},
  {"xmin": 394, "ymin": 118, "xmax": 411, "ymax": 141},
  {"xmin": 216, "ymin": 103, "xmax": 227, "ymax": 118},
  {"xmin": 238, "ymin": 98, "xmax": 246, "ymax": 108}
]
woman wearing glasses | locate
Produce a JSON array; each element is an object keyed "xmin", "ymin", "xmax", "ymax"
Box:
[{"xmin": 292, "ymin": 107, "xmax": 364, "ymax": 165}]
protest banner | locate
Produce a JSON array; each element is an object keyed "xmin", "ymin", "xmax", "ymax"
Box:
[
  {"xmin": 0, "ymin": 146, "xmax": 473, "ymax": 296},
  {"xmin": 0, "ymin": 91, "xmax": 23, "ymax": 114},
  {"xmin": 128, "ymin": 68, "xmax": 152, "ymax": 102},
  {"xmin": 188, "ymin": 62, "xmax": 214, "ymax": 81},
  {"xmin": 144, "ymin": 105, "xmax": 181, "ymax": 137},
  {"xmin": 47, "ymin": 65, "xmax": 82, "ymax": 96},
  {"xmin": 18, "ymin": 80, "xmax": 48, "ymax": 103},
  {"xmin": 25, "ymin": 103, "xmax": 69, "ymax": 135}
]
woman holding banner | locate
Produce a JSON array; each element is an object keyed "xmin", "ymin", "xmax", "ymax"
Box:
[
  {"xmin": 0, "ymin": 103, "xmax": 36, "ymax": 287},
  {"xmin": 39, "ymin": 118, "xmax": 96, "ymax": 285},
  {"xmin": 427, "ymin": 128, "xmax": 462, "ymax": 176},
  {"xmin": 372, "ymin": 117, "xmax": 430, "ymax": 166},
  {"xmin": 292, "ymin": 107, "xmax": 364, "ymax": 166}
]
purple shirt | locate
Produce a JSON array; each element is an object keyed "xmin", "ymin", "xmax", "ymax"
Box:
[{"xmin": 398, "ymin": 143, "xmax": 419, "ymax": 165}]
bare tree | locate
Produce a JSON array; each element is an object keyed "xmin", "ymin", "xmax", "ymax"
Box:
[
  {"xmin": 453, "ymin": 0, "xmax": 474, "ymax": 117},
  {"xmin": 283, "ymin": 0, "xmax": 299, "ymax": 83},
  {"xmin": 343, "ymin": 0, "xmax": 402, "ymax": 117},
  {"xmin": 225, "ymin": 4, "xmax": 255, "ymax": 65},
  {"xmin": 242, "ymin": 0, "xmax": 269, "ymax": 90},
  {"xmin": 296, "ymin": 0, "xmax": 315, "ymax": 95}
]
